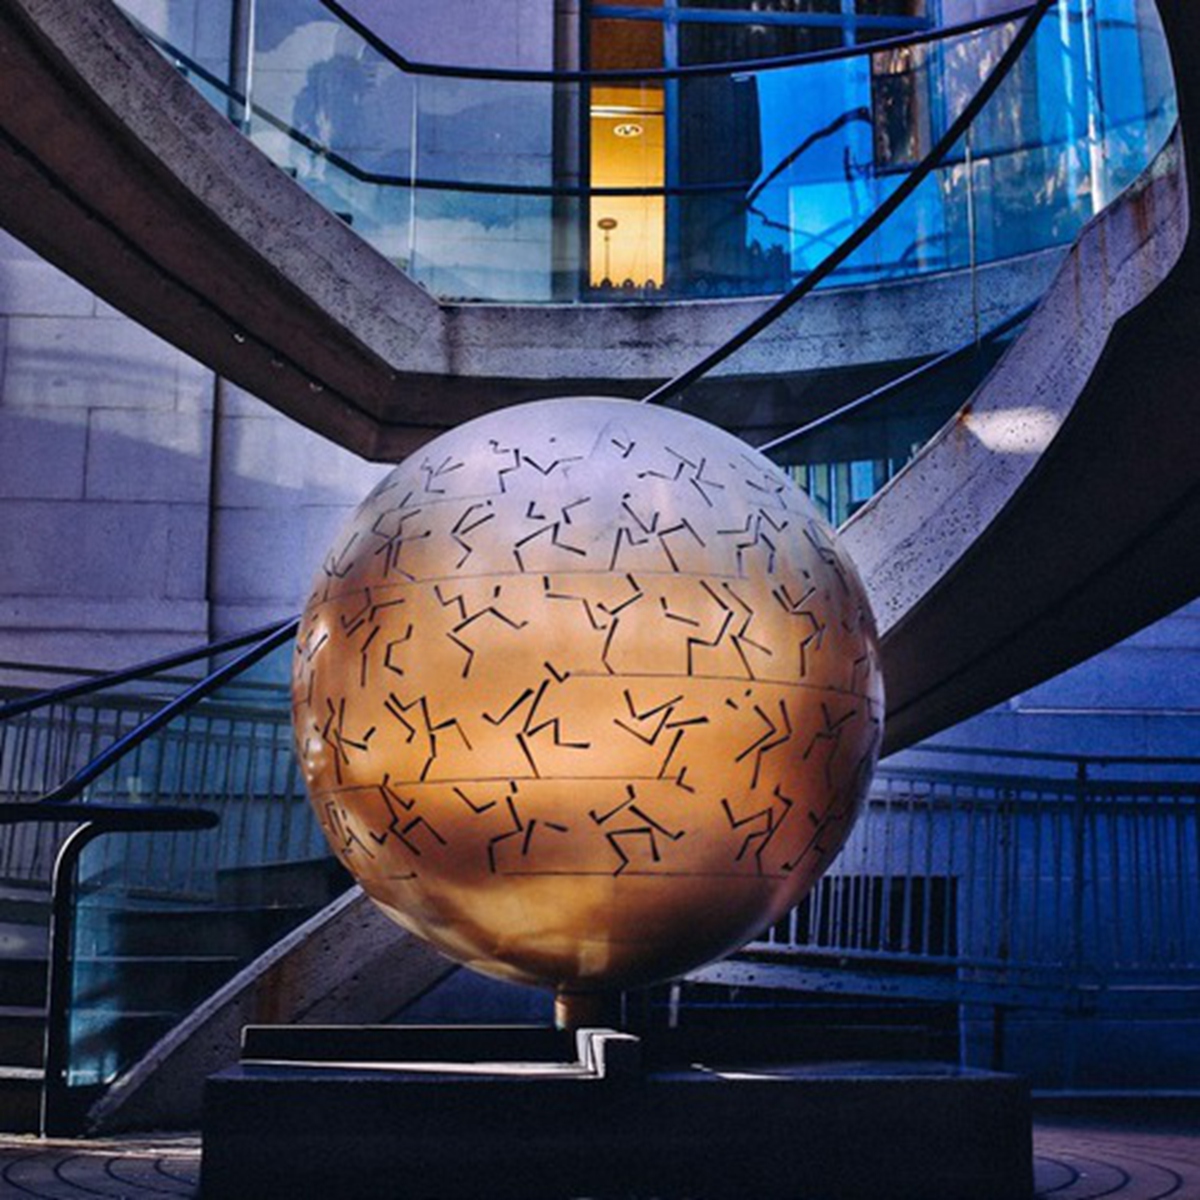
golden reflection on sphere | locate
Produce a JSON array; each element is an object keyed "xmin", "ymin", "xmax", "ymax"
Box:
[{"xmin": 292, "ymin": 398, "xmax": 884, "ymax": 993}]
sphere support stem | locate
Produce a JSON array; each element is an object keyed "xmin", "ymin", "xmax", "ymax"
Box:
[{"xmin": 555, "ymin": 989, "xmax": 622, "ymax": 1031}]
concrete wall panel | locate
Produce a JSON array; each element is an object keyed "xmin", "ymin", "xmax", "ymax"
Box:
[
  {"xmin": 0, "ymin": 230, "xmax": 94, "ymax": 317},
  {"xmin": 216, "ymin": 405, "xmax": 389, "ymax": 509},
  {"xmin": 2, "ymin": 315, "xmax": 192, "ymax": 412},
  {"xmin": 0, "ymin": 499, "xmax": 175, "ymax": 598},
  {"xmin": 0, "ymin": 410, "xmax": 87, "ymax": 500},
  {"xmin": 85, "ymin": 409, "xmax": 212, "ymax": 503}
]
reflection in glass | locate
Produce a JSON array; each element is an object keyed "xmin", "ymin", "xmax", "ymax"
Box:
[{"xmin": 120, "ymin": 0, "xmax": 1177, "ymax": 304}]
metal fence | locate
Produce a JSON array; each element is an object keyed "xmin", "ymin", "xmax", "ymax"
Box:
[
  {"xmin": 0, "ymin": 685, "xmax": 324, "ymax": 892},
  {"xmin": 749, "ymin": 754, "xmax": 1200, "ymax": 997},
  {"xmin": 0, "ymin": 696, "xmax": 163, "ymax": 880},
  {"xmin": 7, "ymin": 675, "xmax": 1200, "ymax": 996}
]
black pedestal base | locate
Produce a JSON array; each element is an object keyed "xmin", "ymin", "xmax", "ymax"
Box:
[{"xmin": 200, "ymin": 1026, "xmax": 1032, "ymax": 1199}]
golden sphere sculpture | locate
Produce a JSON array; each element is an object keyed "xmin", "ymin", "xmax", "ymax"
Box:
[{"xmin": 292, "ymin": 398, "xmax": 884, "ymax": 1001}]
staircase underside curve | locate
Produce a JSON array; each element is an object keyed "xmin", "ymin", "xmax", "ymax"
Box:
[
  {"xmin": 847, "ymin": 0, "xmax": 1200, "ymax": 753},
  {"xmin": 0, "ymin": 0, "xmax": 775, "ymax": 458},
  {"xmin": 0, "ymin": 0, "xmax": 454, "ymax": 461}
]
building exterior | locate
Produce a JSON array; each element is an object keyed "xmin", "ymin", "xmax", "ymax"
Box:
[
  {"xmin": 0, "ymin": 0, "xmax": 1196, "ymax": 1126},
  {"xmin": 2, "ymin": 0, "xmax": 1191, "ymax": 754}
]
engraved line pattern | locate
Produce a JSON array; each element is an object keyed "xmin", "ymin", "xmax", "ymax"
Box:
[{"xmin": 294, "ymin": 403, "xmax": 883, "ymax": 906}]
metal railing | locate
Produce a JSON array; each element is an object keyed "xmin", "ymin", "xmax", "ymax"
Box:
[
  {"xmin": 0, "ymin": 621, "xmax": 299, "ymax": 883},
  {"xmin": 741, "ymin": 748, "xmax": 1200, "ymax": 1004},
  {"xmin": 118, "ymin": 0, "xmax": 1176, "ymax": 303},
  {"xmin": 640, "ymin": 0, "xmax": 1055, "ymax": 405},
  {"xmin": 0, "ymin": 619, "xmax": 300, "ymax": 1134}
]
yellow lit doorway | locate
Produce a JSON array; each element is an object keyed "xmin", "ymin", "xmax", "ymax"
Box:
[{"xmin": 589, "ymin": 86, "xmax": 665, "ymax": 289}]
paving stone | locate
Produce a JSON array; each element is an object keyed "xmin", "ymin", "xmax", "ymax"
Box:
[{"xmin": 0, "ymin": 1118, "xmax": 1194, "ymax": 1198}]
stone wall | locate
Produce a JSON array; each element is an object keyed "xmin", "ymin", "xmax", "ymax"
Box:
[{"xmin": 0, "ymin": 229, "xmax": 387, "ymax": 671}]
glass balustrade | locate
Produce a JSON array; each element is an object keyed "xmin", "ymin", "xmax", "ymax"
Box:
[
  {"xmin": 59, "ymin": 640, "xmax": 345, "ymax": 1095},
  {"xmin": 651, "ymin": 0, "xmax": 1177, "ymax": 526},
  {"xmin": 117, "ymin": 0, "xmax": 1176, "ymax": 304}
]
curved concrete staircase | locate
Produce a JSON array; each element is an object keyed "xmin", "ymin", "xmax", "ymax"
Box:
[{"xmin": 0, "ymin": 0, "xmax": 1198, "ymax": 1132}]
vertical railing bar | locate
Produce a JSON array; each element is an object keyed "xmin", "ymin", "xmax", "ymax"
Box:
[
  {"xmin": 1151, "ymin": 788, "xmax": 1167, "ymax": 967},
  {"xmin": 40, "ymin": 706, "xmax": 58, "ymax": 793},
  {"xmin": 831, "ymin": 872, "xmax": 843, "ymax": 952},
  {"xmin": 195, "ymin": 710, "xmax": 217, "ymax": 883},
  {"xmin": 1107, "ymin": 780, "xmax": 1123, "ymax": 969},
  {"xmin": 155, "ymin": 722, "xmax": 177, "ymax": 895},
  {"xmin": 816, "ymin": 875, "xmax": 828, "ymax": 949},
  {"xmin": 901, "ymin": 784, "xmax": 917, "ymax": 955},
  {"xmin": 1173, "ymin": 789, "xmax": 1188, "ymax": 966},
  {"xmin": 55, "ymin": 700, "xmax": 71, "ymax": 783},
  {"xmin": 262, "ymin": 722, "xmax": 284, "ymax": 867},
  {"xmin": 999, "ymin": 787, "xmax": 1013, "ymax": 968},
  {"xmin": 237, "ymin": 718, "xmax": 260, "ymax": 872},
  {"xmin": 1185, "ymin": 796, "xmax": 1195, "ymax": 964},
  {"xmin": 9, "ymin": 716, "xmax": 33, "ymax": 876},
  {"xmin": 986, "ymin": 785, "xmax": 1000, "ymax": 962},
  {"xmin": 922, "ymin": 786, "xmax": 935, "ymax": 957},
  {"xmin": 199, "ymin": 712, "xmax": 222, "ymax": 892},
  {"xmin": 280, "ymin": 747, "xmax": 299, "ymax": 862},
  {"xmin": 1129, "ymin": 789, "xmax": 1144, "ymax": 969},
  {"xmin": 879, "ymin": 783, "xmax": 895, "ymax": 956},
  {"xmin": 1086, "ymin": 780, "xmax": 1102, "ymax": 976},
  {"xmin": 1029, "ymin": 786, "xmax": 1044, "ymax": 968},
  {"xmin": 941, "ymin": 790, "xmax": 955, "ymax": 958},
  {"xmin": 183, "ymin": 719, "xmax": 202, "ymax": 892},
  {"xmin": 846, "ymin": 874, "xmax": 857, "ymax": 953},
  {"xmin": 1070, "ymin": 761, "xmax": 1087, "ymax": 984},
  {"xmin": 134, "ymin": 724, "xmax": 155, "ymax": 890},
  {"xmin": 217, "ymin": 714, "xmax": 238, "ymax": 879},
  {"xmin": 19, "ymin": 710, "xmax": 36, "ymax": 793},
  {"xmin": 963, "ymin": 778, "xmax": 979, "ymax": 972}
]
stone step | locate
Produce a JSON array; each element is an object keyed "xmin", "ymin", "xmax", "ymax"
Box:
[
  {"xmin": 0, "ymin": 1006, "xmax": 45, "ymax": 1069},
  {"xmin": 0, "ymin": 882, "xmax": 51, "ymax": 928},
  {"xmin": 0, "ymin": 919, "xmax": 49, "ymax": 959},
  {"xmin": 0, "ymin": 957, "xmax": 46, "ymax": 1008},
  {"xmin": 0, "ymin": 1065, "xmax": 42, "ymax": 1133}
]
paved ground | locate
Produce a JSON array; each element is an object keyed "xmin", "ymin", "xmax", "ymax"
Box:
[
  {"xmin": 1033, "ymin": 1117, "xmax": 1200, "ymax": 1199},
  {"xmin": 0, "ymin": 1118, "xmax": 1194, "ymax": 1197},
  {"xmin": 0, "ymin": 1135, "xmax": 199, "ymax": 1197}
]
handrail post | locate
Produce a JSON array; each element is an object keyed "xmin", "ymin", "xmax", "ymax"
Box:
[
  {"xmin": 229, "ymin": 0, "xmax": 257, "ymax": 132},
  {"xmin": 1065, "ymin": 757, "xmax": 1090, "ymax": 1090},
  {"xmin": 41, "ymin": 821, "xmax": 103, "ymax": 1137}
]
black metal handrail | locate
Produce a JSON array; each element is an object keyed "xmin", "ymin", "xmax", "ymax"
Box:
[
  {"xmin": 0, "ymin": 617, "xmax": 297, "ymax": 723},
  {"xmin": 0, "ymin": 803, "xmax": 219, "ymax": 1135},
  {"xmin": 0, "ymin": 617, "xmax": 300, "ymax": 1134},
  {"xmin": 314, "ymin": 0, "xmax": 1027, "ymax": 84},
  {"xmin": 135, "ymin": 12, "xmax": 1054, "ymax": 203},
  {"xmin": 640, "ymin": 0, "xmax": 1057, "ymax": 406},
  {"xmin": 31, "ymin": 619, "xmax": 299, "ymax": 807},
  {"xmin": 754, "ymin": 300, "xmax": 1038, "ymax": 457}
]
